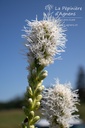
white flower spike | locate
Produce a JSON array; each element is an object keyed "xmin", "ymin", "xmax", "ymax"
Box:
[
  {"xmin": 22, "ymin": 7, "xmax": 67, "ymax": 66},
  {"xmin": 42, "ymin": 79, "xmax": 79, "ymax": 128}
]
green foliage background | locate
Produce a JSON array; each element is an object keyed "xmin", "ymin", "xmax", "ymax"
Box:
[
  {"xmin": 0, "ymin": 109, "xmax": 24, "ymax": 128},
  {"xmin": 0, "ymin": 103, "xmax": 85, "ymax": 128}
]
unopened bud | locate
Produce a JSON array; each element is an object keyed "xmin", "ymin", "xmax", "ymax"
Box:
[
  {"xmin": 39, "ymin": 70, "xmax": 48, "ymax": 80},
  {"xmin": 37, "ymin": 80, "xmax": 43, "ymax": 86},
  {"xmin": 29, "ymin": 125, "xmax": 35, "ymax": 128},
  {"xmin": 42, "ymin": 85, "xmax": 44, "ymax": 90},
  {"xmin": 29, "ymin": 111, "xmax": 34, "ymax": 119},
  {"xmin": 35, "ymin": 102, "xmax": 40, "ymax": 110},
  {"xmin": 36, "ymin": 95, "xmax": 42, "ymax": 101},
  {"xmin": 27, "ymin": 87, "xmax": 33, "ymax": 97},
  {"xmin": 34, "ymin": 86, "xmax": 43, "ymax": 96},
  {"xmin": 28, "ymin": 98, "xmax": 33, "ymax": 108},
  {"xmin": 31, "ymin": 116, "xmax": 40, "ymax": 124}
]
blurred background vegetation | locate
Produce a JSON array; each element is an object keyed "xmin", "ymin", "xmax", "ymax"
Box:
[
  {"xmin": 76, "ymin": 66, "xmax": 85, "ymax": 122},
  {"xmin": 0, "ymin": 66, "xmax": 85, "ymax": 128}
]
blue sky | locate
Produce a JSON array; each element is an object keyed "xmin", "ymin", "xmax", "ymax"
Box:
[{"xmin": 0, "ymin": 0, "xmax": 85, "ymax": 102}]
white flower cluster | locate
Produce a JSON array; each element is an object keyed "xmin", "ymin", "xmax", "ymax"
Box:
[
  {"xmin": 42, "ymin": 80, "xmax": 79, "ymax": 128},
  {"xmin": 22, "ymin": 12, "xmax": 66, "ymax": 66}
]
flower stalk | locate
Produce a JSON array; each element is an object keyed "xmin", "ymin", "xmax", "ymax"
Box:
[
  {"xmin": 21, "ymin": 5, "xmax": 66, "ymax": 128},
  {"xmin": 22, "ymin": 58, "xmax": 48, "ymax": 128}
]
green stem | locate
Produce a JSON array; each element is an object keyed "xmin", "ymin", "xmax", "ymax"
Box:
[{"xmin": 22, "ymin": 59, "xmax": 47, "ymax": 128}]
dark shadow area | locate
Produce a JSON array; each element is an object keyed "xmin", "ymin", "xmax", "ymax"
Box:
[
  {"xmin": 0, "ymin": 95, "xmax": 25, "ymax": 110},
  {"xmin": 76, "ymin": 66, "xmax": 85, "ymax": 103},
  {"xmin": 75, "ymin": 66, "xmax": 85, "ymax": 123}
]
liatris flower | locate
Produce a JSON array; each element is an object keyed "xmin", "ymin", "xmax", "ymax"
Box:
[
  {"xmin": 42, "ymin": 79, "xmax": 79, "ymax": 128},
  {"xmin": 22, "ymin": 11, "xmax": 66, "ymax": 66},
  {"xmin": 21, "ymin": 5, "xmax": 67, "ymax": 128}
]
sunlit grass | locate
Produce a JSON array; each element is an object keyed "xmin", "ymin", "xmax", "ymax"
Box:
[
  {"xmin": 0, "ymin": 109, "xmax": 25, "ymax": 128},
  {"xmin": 0, "ymin": 109, "xmax": 42, "ymax": 128},
  {"xmin": 0, "ymin": 104, "xmax": 85, "ymax": 128},
  {"xmin": 78, "ymin": 102, "xmax": 85, "ymax": 122}
]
